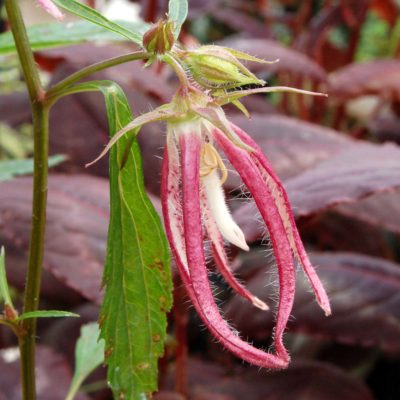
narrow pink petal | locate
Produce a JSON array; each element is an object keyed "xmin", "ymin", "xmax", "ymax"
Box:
[
  {"xmin": 200, "ymin": 187, "xmax": 269, "ymax": 310},
  {"xmin": 162, "ymin": 132, "xmax": 287, "ymax": 369},
  {"xmin": 230, "ymin": 123, "xmax": 331, "ymax": 316},
  {"xmin": 214, "ymin": 129, "xmax": 296, "ymax": 362},
  {"xmin": 37, "ymin": 0, "xmax": 64, "ymax": 21}
]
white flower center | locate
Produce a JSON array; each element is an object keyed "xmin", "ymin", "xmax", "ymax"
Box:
[{"xmin": 201, "ymin": 147, "xmax": 249, "ymax": 252}]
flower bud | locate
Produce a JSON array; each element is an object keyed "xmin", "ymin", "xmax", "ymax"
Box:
[
  {"xmin": 181, "ymin": 45, "xmax": 265, "ymax": 89},
  {"xmin": 143, "ymin": 19, "xmax": 175, "ymax": 55}
]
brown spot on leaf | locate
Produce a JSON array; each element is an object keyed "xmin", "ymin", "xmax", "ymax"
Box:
[
  {"xmin": 135, "ymin": 362, "xmax": 150, "ymax": 371},
  {"xmin": 105, "ymin": 347, "xmax": 114, "ymax": 359},
  {"xmin": 152, "ymin": 334, "xmax": 161, "ymax": 342},
  {"xmin": 151, "ymin": 257, "xmax": 164, "ymax": 271},
  {"xmin": 98, "ymin": 314, "xmax": 105, "ymax": 328}
]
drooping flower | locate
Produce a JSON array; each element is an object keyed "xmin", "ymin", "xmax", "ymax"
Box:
[
  {"xmin": 88, "ymin": 33, "xmax": 331, "ymax": 368},
  {"xmin": 88, "ymin": 80, "xmax": 330, "ymax": 368}
]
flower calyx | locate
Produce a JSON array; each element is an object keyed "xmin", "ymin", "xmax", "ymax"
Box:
[
  {"xmin": 178, "ymin": 45, "xmax": 267, "ymax": 90},
  {"xmin": 143, "ymin": 19, "xmax": 175, "ymax": 55}
]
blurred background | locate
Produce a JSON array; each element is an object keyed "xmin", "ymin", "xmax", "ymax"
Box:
[{"xmin": 1, "ymin": 1, "xmax": 400, "ymax": 399}]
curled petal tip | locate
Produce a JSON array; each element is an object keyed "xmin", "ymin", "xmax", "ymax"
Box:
[
  {"xmin": 85, "ymin": 160, "xmax": 95, "ymax": 168},
  {"xmin": 252, "ymin": 296, "xmax": 269, "ymax": 311},
  {"xmin": 323, "ymin": 304, "xmax": 332, "ymax": 317}
]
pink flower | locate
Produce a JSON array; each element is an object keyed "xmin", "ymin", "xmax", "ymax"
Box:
[
  {"xmin": 160, "ymin": 115, "xmax": 330, "ymax": 369},
  {"xmin": 88, "ymin": 80, "xmax": 330, "ymax": 369}
]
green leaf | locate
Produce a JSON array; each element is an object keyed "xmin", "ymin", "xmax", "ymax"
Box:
[
  {"xmin": 0, "ymin": 154, "xmax": 67, "ymax": 182},
  {"xmin": 17, "ymin": 310, "xmax": 79, "ymax": 320},
  {"xmin": 52, "ymin": 0, "xmax": 146, "ymax": 44},
  {"xmin": 168, "ymin": 0, "xmax": 188, "ymax": 38},
  {"xmin": 0, "ymin": 247, "xmax": 13, "ymax": 307},
  {"xmin": 0, "ymin": 20, "xmax": 149, "ymax": 55},
  {"xmin": 66, "ymin": 323, "xmax": 105, "ymax": 400},
  {"xmin": 67, "ymin": 80, "xmax": 172, "ymax": 399}
]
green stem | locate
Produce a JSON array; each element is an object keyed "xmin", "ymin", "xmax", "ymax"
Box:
[
  {"xmin": 4, "ymin": 1, "xmax": 48, "ymax": 400},
  {"xmin": 19, "ymin": 103, "xmax": 49, "ymax": 399},
  {"xmin": 4, "ymin": 0, "xmax": 43, "ymax": 102},
  {"xmin": 46, "ymin": 51, "xmax": 150, "ymax": 103}
]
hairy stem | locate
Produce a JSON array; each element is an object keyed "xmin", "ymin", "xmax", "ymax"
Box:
[
  {"xmin": 46, "ymin": 51, "xmax": 150, "ymax": 103},
  {"xmin": 5, "ymin": 1, "xmax": 48, "ymax": 399}
]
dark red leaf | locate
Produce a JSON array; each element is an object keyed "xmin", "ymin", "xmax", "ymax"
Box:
[
  {"xmin": 336, "ymin": 190, "xmax": 400, "ymax": 234},
  {"xmin": 220, "ymin": 38, "xmax": 327, "ymax": 81},
  {"xmin": 212, "ymin": 9, "xmax": 270, "ymax": 37},
  {"xmin": 228, "ymin": 114, "xmax": 351, "ymax": 181},
  {"xmin": 154, "ymin": 392, "xmax": 185, "ymax": 400},
  {"xmin": 300, "ymin": 211, "xmax": 395, "ymax": 258},
  {"xmin": 285, "ymin": 143, "xmax": 400, "ymax": 218},
  {"xmin": 0, "ymin": 174, "xmax": 163, "ymax": 304},
  {"xmin": 224, "ymin": 114, "xmax": 350, "ymax": 212},
  {"xmin": 329, "ymin": 60, "xmax": 400, "ymax": 101},
  {"xmin": 162, "ymin": 358, "xmax": 373, "ymax": 400},
  {"xmin": 224, "ymin": 252, "xmax": 400, "ymax": 352},
  {"xmin": 48, "ymin": 59, "xmax": 166, "ymax": 194},
  {"xmin": 0, "ymin": 175, "xmax": 108, "ymax": 304},
  {"xmin": 233, "ymin": 142, "xmax": 400, "ymax": 242},
  {"xmin": 368, "ymin": 114, "xmax": 400, "ymax": 144},
  {"xmin": 233, "ymin": 140, "xmax": 400, "ymax": 242},
  {"xmin": 0, "ymin": 346, "xmax": 89, "ymax": 400}
]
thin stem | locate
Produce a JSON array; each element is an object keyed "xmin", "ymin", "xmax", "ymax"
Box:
[
  {"xmin": 162, "ymin": 53, "xmax": 190, "ymax": 92},
  {"xmin": 19, "ymin": 103, "xmax": 49, "ymax": 400},
  {"xmin": 5, "ymin": 1, "xmax": 48, "ymax": 400},
  {"xmin": 46, "ymin": 51, "xmax": 150, "ymax": 103},
  {"xmin": 4, "ymin": 0, "xmax": 43, "ymax": 103}
]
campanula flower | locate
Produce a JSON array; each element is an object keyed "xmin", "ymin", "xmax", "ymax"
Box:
[{"xmin": 88, "ymin": 23, "xmax": 331, "ymax": 368}]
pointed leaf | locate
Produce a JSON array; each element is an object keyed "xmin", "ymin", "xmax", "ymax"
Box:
[
  {"xmin": 69, "ymin": 80, "xmax": 172, "ymax": 398},
  {"xmin": 52, "ymin": 0, "xmax": 146, "ymax": 44},
  {"xmin": 66, "ymin": 323, "xmax": 105, "ymax": 400},
  {"xmin": 17, "ymin": 310, "xmax": 79, "ymax": 320},
  {"xmin": 168, "ymin": 0, "xmax": 188, "ymax": 37},
  {"xmin": 0, "ymin": 20, "xmax": 149, "ymax": 55}
]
